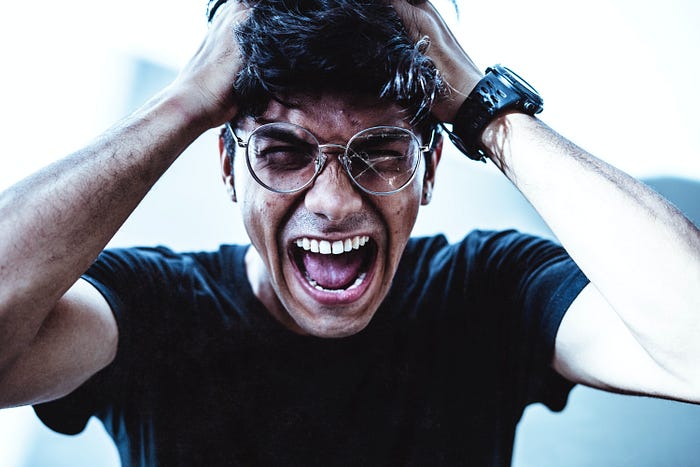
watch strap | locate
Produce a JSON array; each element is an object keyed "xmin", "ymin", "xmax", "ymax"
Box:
[{"xmin": 447, "ymin": 65, "xmax": 543, "ymax": 162}]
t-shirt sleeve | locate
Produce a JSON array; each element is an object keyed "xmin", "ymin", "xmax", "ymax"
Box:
[
  {"xmin": 33, "ymin": 246, "xmax": 196, "ymax": 435},
  {"xmin": 468, "ymin": 230, "xmax": 589, "ymax": 412}
]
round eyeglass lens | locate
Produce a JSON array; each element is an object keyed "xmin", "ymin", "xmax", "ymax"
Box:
[
  {"xmin": 346, "ymin": 126, "xmax": 421, "ymax": 194},
  {"xmin": 246, "ymin": 123, "xmax": 321, "ymax": 192}
]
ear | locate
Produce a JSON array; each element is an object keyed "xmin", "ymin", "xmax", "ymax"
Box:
[
  {"xmin": 421, "ymin": 136, "xmax": 443, "ymax": 206},
  {"xmin": 219, "ymin": 128, "xmax": 237, "ymax": 203}
]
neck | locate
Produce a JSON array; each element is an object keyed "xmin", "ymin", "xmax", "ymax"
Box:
[{"xmin": 244, "ymin": 246, "xmax": 307, "ymax": 335}]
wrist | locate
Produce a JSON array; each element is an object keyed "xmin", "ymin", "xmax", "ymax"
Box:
[
  {"xmin": 160, "ymin": 79, "xmax": 238, "ymax": 135},
  {"xmin": 444, "ymin": 65, "xmax": 543, "ymax": 162},
  {"xmin": 480, "ymin": 112, "xmax": 538, "ymax": 171},
  {"xmin": 127, "ymin": 87, "xmax": 216, "ymax": 156},
  {"xmin": 441, "ymin": 69, "xmax": 483, "ymax": 123}
]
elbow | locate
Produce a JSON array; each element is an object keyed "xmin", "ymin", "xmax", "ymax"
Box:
[
  {"xmin": 0, "ymin": 312, "xmax": 31, "ymax": 408},
  {"xmin": 0, "ymin": 353, "xmax": 22, "ymax": 409}
]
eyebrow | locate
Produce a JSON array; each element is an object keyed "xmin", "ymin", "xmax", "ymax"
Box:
[
  {"xmin": 253, "ymin": 116, "xmax": 274, "ymax": 125},
  {"xmin": 257, "ymin": 127, "xmax": 316, "ymax": 147}
]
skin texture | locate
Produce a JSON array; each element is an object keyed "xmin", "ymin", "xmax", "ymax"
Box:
[{"xmin": 220, "ymin": 93, "xmax": 441, "ymax": 337}]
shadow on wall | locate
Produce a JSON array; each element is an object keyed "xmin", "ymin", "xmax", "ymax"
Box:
[{"xmin": 514, "ymin": 175, "xmax": 700, "ymax": 466}]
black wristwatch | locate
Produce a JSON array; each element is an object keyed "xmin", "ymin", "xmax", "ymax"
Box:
[{"xmin": 447, "ymin": 64, "xmax": 543, "ymax": 162}]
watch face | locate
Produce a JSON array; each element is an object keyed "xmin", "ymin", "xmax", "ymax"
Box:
[
  {"xmin": 490, "ymin": 64, "xmax": 543, "ymax": 113},
  {"xmin": 501, "ymin": 65, "xmax": 539, "ymax": 95}
]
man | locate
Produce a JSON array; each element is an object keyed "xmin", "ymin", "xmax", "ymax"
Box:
[{"xmin": 0, "ymin": 0, "xmax": 698, "ymax": 465}]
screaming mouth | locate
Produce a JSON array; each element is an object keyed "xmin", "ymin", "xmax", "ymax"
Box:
[{"xmin": 292, "ymin": 235, "xmax": 376, "ymax": 293}]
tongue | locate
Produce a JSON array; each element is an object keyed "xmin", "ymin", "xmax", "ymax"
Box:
[{"xmin": 302, "ymin": 249, "xmax": 365, "ymax": 289}]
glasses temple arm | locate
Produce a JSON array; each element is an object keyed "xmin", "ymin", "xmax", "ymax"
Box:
[
  {"xmin": 225, "ymin": 122, "xmax": 247, "ymax": 148},
  {"xmin": 419, "ymin": 127, "xmax": 438, "ymax": 153}
]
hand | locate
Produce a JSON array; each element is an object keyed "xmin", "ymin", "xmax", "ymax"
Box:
[
  {"xmin": 392, "ymin": 0, "xmax": 483, "ymax": 123},
  {"xmin": 168, "ymin": 0, "xmax": 252, "ymax": 129}
]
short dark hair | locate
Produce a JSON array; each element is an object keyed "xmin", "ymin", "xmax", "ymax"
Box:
[{"xmin": 213, "ymin": 0, "xmax": 445, "ymax": 158}]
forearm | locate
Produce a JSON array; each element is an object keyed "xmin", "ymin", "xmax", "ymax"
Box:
[
  {"xmin": 483, "ymin": 113, "xmax": 700, "ymax": 381},
  {"xmin": 0, "ymin": 87, "xmax": 207, "ymax": 368}
]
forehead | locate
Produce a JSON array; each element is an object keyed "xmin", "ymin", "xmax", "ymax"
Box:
[{"xmin": 238, "ymin": 93, "xmax": 413, "ymax": 142}]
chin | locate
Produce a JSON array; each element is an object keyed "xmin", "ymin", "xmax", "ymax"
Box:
[{"xmin": 291, "ymin": 308, "xmax": 376, "ymax": 338}]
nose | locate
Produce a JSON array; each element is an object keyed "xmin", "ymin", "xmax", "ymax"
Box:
[{"xmin": 304, "ymin": 148, "xmax": 363, "ymax": 221}]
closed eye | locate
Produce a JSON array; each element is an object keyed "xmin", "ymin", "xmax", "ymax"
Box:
[{"xmin": 256, "ymin": 146, "xmax": 314, "ymax": 171}]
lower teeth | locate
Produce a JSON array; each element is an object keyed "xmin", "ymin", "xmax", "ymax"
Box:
[{"xmin": 306, "ymin": 272, "xmax": 367, "ymax": 293}]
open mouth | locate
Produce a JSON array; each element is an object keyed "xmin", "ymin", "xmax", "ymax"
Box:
[{"xmin": 290, "ymin": 235, "xmax": 377, "ymax": 303}]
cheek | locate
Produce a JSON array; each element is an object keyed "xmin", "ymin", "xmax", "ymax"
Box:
[
  {"xmin": 239, "ymin": 188, "xmax": 298, "ymax": 276},
  {"xmin": 243, "ymin": 194, "xmax": 277, "ymax": 242},
  {"xmin": 391, "ymin": 204, "xmax": 419, "ymax": 241},
  {"xmin": 384, "ymin": 184, "xmax": 422, "ymax": 250},
  {"xmin": 238, "ymin": 187, "xmax": 273, "ymax": 253},
  {"xmin": 235, "ymin": 158, "xmax": 274, "ymax": 242}
]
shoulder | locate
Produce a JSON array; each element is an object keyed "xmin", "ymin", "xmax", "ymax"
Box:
[
  {"xmin": 81, "ymin": 243, "xmax": 253, "ymax": 344},
  {"xmin": 390, "ymin": 230, "xmax": 526, "ymax": 306},
  {"xmin": 396, "ymin": 229, "xmax": 586, "ymax": 309},
  {"xmin": 402, "ymin": 229, "xmax": 546, "ymax": 269},
  {"xmin": 86, "ymin": 244, "xmax": 246, "ymax": 283}
]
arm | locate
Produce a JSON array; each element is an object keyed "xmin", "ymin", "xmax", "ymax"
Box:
[
  {"xmin": 485, "ymin": 115, "xmax": 700, "ymax": 402},
  {"xmin": 0, "ymin": 2, "xmax": 249, "ymax": 408},
  {"xmin": 394, "ymin": 0, "xmax": 700, "ymax": 403}
]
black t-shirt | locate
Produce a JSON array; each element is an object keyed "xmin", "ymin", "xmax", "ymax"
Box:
[{"xmin": 34, "ymin": 230, "xmax": 589, "ymax": 466}]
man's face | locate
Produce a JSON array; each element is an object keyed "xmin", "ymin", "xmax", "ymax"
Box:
[{"xmin": 220, "ymin": 93, "xmax": 440, "ymax": 338}]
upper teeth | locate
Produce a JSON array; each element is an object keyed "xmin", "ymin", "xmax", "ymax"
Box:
[{"xmin": 295, "ymin": 235, "xmax": 370, "ymax": 255}]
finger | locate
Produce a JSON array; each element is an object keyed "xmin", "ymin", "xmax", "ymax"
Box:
[
  {"xmin": 391, "ymin": 0, "xmax": 441, "ymax": 43},
  {"xmin": 391, "ymin": 0, "xmax": 483, "ymax": 121},
  {"xmin": 207, "ymin": 0, "xmax": 229, "ymax": 22},
  {"xmin": 208, "ymin": 0, "xmax": 253, "ymax": 26}
]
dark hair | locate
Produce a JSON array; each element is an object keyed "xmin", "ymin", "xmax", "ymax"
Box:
[{"xmin": 212, "ymin": 0, "xmax": 445, "ymax": 158}]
